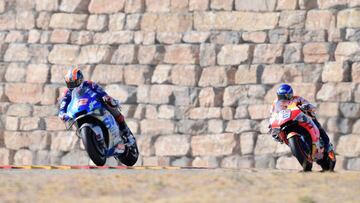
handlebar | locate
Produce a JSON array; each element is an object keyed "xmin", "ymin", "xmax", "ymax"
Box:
[
  {"xmin": 64, "ymin": 114, "xmax": 88, "ymax": 130},
  {"xmin": 64, "ymin": 110, "xmax": 104, "ymax": 130},
  {"xmin": 297, "ymin": 104, "xmax": 316, "ymax": 118}
]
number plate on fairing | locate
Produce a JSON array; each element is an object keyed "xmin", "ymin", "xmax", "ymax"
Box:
[{"xmin": 279, "ymin": 110, "xmax": 291, "ymax": 121}]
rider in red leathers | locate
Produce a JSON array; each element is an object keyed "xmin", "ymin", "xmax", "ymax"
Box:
[{"xmin": 270, "ymin": 84, "xmax": 334, "ymax": 160}]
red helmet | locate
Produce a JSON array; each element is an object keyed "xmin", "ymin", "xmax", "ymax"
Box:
[{"xmin": 64, "ymin": 67, "xmax": 84, "ymax": 89}]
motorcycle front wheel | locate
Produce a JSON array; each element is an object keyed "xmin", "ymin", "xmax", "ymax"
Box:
[
  {"xmin": 288, "ymin": 135, "xmax": 313, "ymax": 172},
  {"xmin": 80, "ymin": 126, "xmax": 106, "ymax": 166}
]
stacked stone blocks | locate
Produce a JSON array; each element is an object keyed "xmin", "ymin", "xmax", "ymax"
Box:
[{"xmin": 0, "ymin": 0, "xmax": 360, "ymax": 170}]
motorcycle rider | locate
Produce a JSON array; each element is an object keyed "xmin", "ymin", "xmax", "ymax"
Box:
[
  {"xmin": 270, "ymin": 84, "xmax": 335, "ymax": 161},
  {"xmin": 58, "ymin": 67, "xmax": 135, "ymax": 151}
]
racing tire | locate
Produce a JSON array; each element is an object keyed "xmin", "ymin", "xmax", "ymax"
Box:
[
  {"xmin": 288, "ymin": 135, "xmax": 313, "ymax": 172},
  {"xmin": 80, "ymin": 126, "xmax": 106, "ymax": 166},
  {"xmin": 118, "ymin": 132, "xmax": 139, "ymax": 166},
  {"xmin": 316, "ymin": 151, "xmax": 336, "ymax": 172}
]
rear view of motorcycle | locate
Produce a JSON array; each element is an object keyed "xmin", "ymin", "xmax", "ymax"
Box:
[
  {"xmin": 64, "ymin": 86, "xmax": 139, "ymax": 166},
  {"xmin": 269, "ymin": 102, "xmax": 336, "ymax": 172}
]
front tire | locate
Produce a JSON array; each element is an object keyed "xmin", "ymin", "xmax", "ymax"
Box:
[
  {"xmin": 288, "ymin": 135, "xmax": 313, "ymax": 172},
  {"xmin": 81, "ymin": 126, "xmax": 106, "ymax": 166}
]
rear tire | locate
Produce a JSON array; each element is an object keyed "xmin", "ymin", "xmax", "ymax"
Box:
[
  {"xmin": 81, "ymin": 126, "xmax": 106, "ymax": 166},
  {"xmin": 117, "ymin": 129, "xmax": 139, "ymax": 166},
  {"xmin": 317, "ymin": 151, "xmax": 336, "ymax": 172},
  {"xmin": 288, "ymin": 135, "xmax": 313, "ymax": 172},
  {"xmin": 118, "ymin": 131, "xmax": 139, "ymax": 166},
  {"xmin": 119, "ymin": 143, "xmax": 139, "ymax": 166}
]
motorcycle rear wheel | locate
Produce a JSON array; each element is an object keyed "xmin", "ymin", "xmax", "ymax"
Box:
[
  {"xmin": 118, "ymin": 143, "xmax": 139, "ymax": 166},
  {"xmin": 316, "ymin": 151, "xmax": 336, "ymax": 172},
  {"xmin": 80, "ymin": 126, "xmax": 106, "ymax": 166},
  {"xmin": 288, "ymin": 135, "xmax": 313, "ymax": 172},
  {"xmin": 117, "ymin": 130, "xmax": 139, "ymax": 166}
]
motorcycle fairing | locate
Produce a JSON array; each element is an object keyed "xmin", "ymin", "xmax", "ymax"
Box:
[
  {"xmin": 286, "ymin": 132, "xmax": 298, "ymax": 139},
  {"xmin": 66, "ymin": 86, "xmax": 122, "ymax": 157},
  {"xmin": 270, "ymin": 102, "xmax": 320, "ymax": 143}
]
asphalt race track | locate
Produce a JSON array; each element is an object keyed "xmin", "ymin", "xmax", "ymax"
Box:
[{"xmin": 0, "ymin": 167, "xmax": 359, "ymax": 203}]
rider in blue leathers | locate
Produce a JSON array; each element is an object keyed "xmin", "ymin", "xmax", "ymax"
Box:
[{"xmin": 58, "ymin": 67, "xmax": 135, "ymax": 147}]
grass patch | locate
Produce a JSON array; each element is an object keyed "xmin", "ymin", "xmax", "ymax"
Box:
[{"xmin": 298, "ymin": 196, "xmax": 316, "ymax": 203}]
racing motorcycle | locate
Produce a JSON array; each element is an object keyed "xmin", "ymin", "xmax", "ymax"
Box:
[
  {"xmin": 65, "ymin": 86, "xmax": 139, "ymax": 166},
  {"xmin": 269, "ymin": 102, "xmax": 336, "ymax": 172}
]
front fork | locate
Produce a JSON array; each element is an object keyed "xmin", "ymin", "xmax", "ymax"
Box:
[{"xmin": 287, "ymin": 132, "xmax": 314, "ymax": 162}]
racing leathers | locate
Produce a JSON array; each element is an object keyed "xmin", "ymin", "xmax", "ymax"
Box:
[
  {"xmin": 270, "ymin": 96, "xmax": 332, "ymax": 158},
  {"xmin": 58, "ymin": 81, "xmax": 135, "ymax": 147}
]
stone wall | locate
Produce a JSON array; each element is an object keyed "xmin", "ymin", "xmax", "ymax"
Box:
[{"xmin": 0, "ymin": 0, "xmax": 360, "ymax": 170}]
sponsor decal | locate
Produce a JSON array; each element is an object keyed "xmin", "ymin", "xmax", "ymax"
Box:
[
  {"xmin": 60, "ymin": 101, "xmax": 66, "ymax": 108},
  {"xmin": 76, "ymin": 98, "xmax": 88, "ymax": 107},
  {"xmin": 89, "ymin": 100, "xmax": 97, "ymax": 111}
]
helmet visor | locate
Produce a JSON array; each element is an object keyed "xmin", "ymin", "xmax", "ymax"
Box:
[
  {"xmin": 277, "ymin": 93, "xmax": 293, "ymax": 101},
  {"xmin": 66, "ymin": 80, "xmax": 80, "ymax": 89}
]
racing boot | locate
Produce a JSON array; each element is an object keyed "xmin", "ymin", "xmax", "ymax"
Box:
[
  {"xmin": 318, "ymin": 126, "xmax": 330, "ymax": 150},
  {"xmin": 327, "ymin": 143, "xmax": 336, "ymax": 161},
  {"xmin": 102, "ymin": 96, "xmax": 135, "ymax": 147},
  {"xmin": 114, "ymin": 120, "xmax": 136, "ymax": 163},
  {"xmin": 120, "ymin": 124, "xmax": 136, "ymax": 147},
  {"xmin": 313, "ymin": 119, "xmax": 332, "ymax": 152},
  {"xmin": 317, "ymin": 124, "xmax": 336, "ymax": 161},
  {"xmin": 312, "ymin": 141, "xmax": 324, "ymax": 161},
  {"xmin": 115, "ymin": 114, "xmax": 136, "ymax": 147},
  {"xmin": 113, "ymin": 134, "xmax": 126, "ymax": 154}
]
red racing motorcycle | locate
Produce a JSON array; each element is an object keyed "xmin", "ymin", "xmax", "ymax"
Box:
[{"xmin": 269, "ymin": 102, "xmax": 336, "ymax": 171}]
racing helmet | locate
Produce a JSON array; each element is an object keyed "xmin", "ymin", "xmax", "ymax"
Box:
[
  {"xmin": 276, "ymin": 84, "xmax": 293, "ymax": 100},
  {"xmin": 64, "ymin": 67, "xmax": 84, "ymax": 89}
]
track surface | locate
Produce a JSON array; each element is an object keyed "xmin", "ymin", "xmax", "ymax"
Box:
[{"xmin": 0, "ymin": 169, "xmax": 359, "ymax": 203}]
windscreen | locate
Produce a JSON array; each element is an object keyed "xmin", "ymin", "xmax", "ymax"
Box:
[
  {"xmin": 67, "ymin": 86, "xmax": 94, "ymax": 115},
  {"xmin": 71, "ymin": 86, "xmax": 88, "ymax": 99},
  {"xmin": 272, "ymin": 100, "xmax": 294, "ymax": 113},
  {"xmin": 270, "ymin": 100, "xmax": 294, "ymax": 125}
]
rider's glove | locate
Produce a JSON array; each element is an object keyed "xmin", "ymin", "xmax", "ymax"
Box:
[
  {"xmin": 300, "ymin": 103, "xmax": 311, "ymax": 111},
  {"xmin": 299, "ymin": 103, "xmax": 316, "ymax": 117},
  {"xmin": 102, "ymin": 95, "xmax": 119, "ymax": 108},
  {"xmin": 59, "ymin": 114, "xmax": 70, "ymax": 122},
  {"xmin": 269, "ymin": 127, "xmax": 283, "ymax": 144},
  {"xmin": 271, "ymin": 133, "xmax": 283, "ymax": 144}
]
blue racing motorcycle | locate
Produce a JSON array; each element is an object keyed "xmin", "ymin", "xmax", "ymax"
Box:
[{"xmin": 65, "ymin": 86, "xmax": 139, "ymax": 166}]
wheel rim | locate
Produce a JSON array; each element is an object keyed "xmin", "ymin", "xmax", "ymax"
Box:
[
  {"xmin": 94, "ymin": 139, "xmax": 106, "ymax": 156},
  {"xmin": 129, "ymin": 145, "xmax": 138, "ymax": 158}
]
